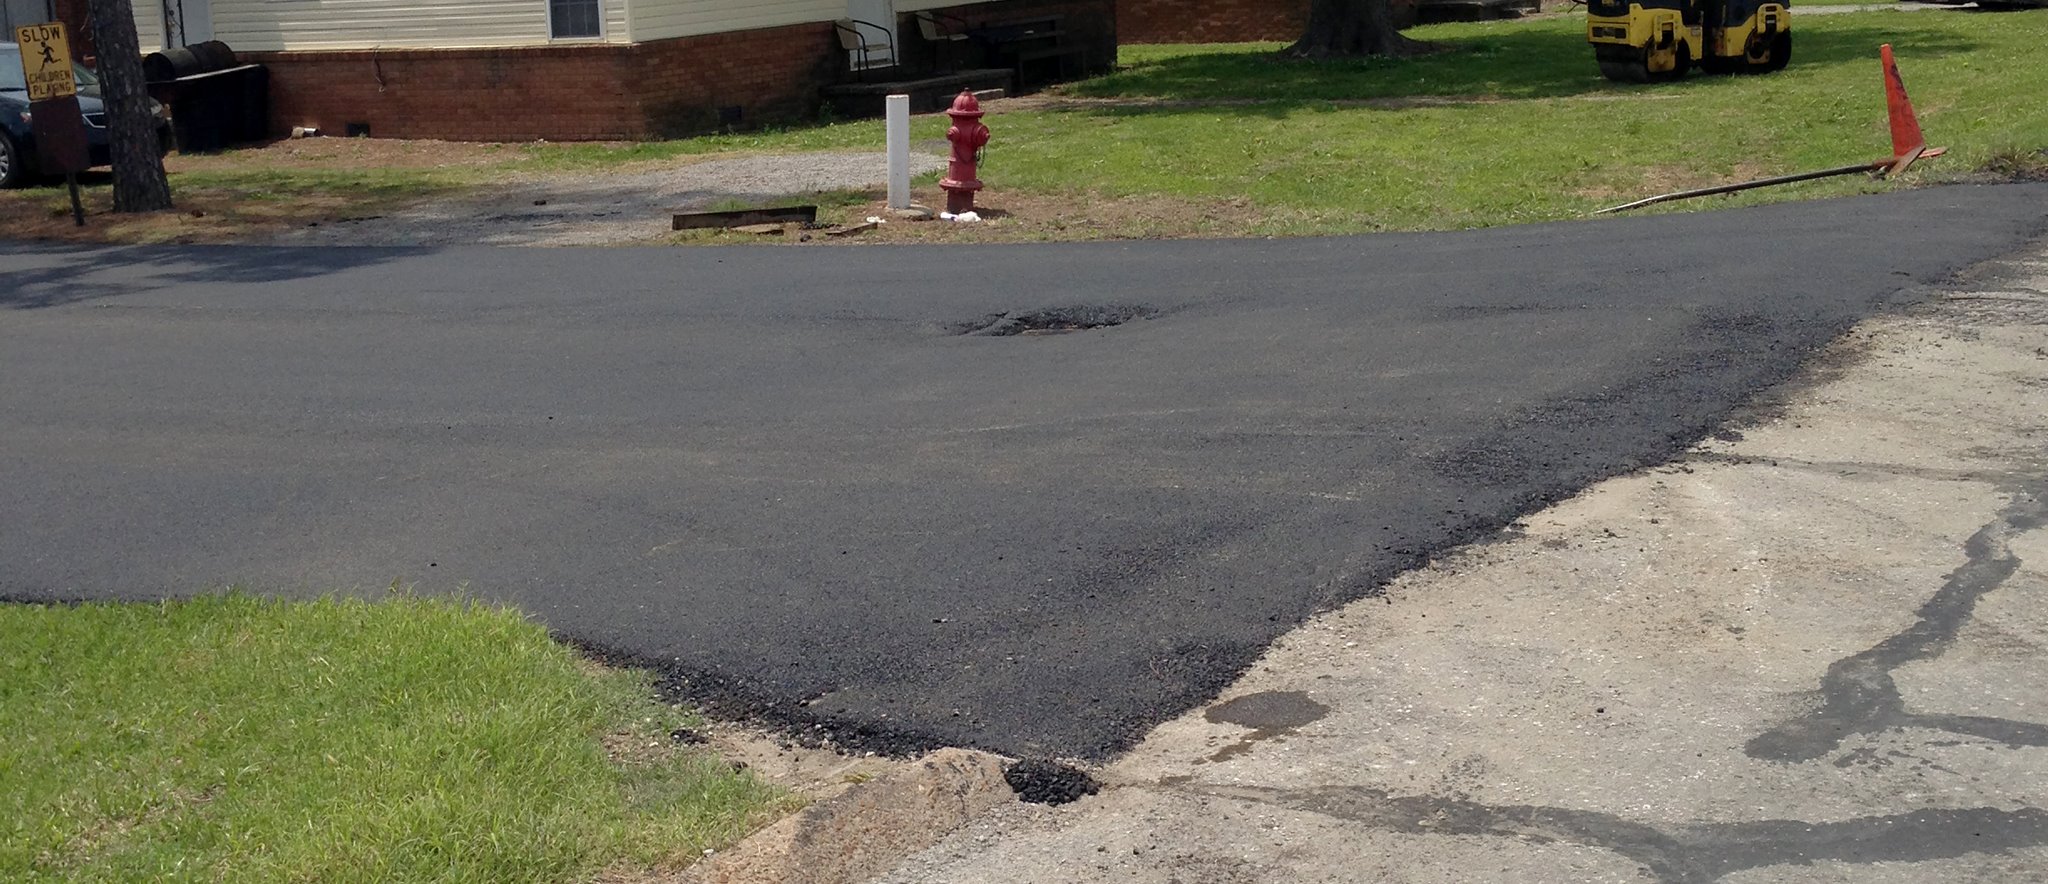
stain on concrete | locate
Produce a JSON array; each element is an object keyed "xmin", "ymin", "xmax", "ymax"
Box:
[
  {"xmin": 1686, "ymin": 450, "xmax": 2035, "ymax": 488},
  {"xmin": 1747, "ymin": 474, "xmax": 2048, "ymax": 763},
  {"xmin": 1193, "ymin": 783, "xmax": 2048, "ymax": 884},
  {"xmin": 1204, "ymin": 690, "xmax": 1330, "ymax": 762}
]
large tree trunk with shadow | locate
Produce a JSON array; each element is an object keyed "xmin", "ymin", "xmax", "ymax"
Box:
[
  {"xmin": 1287, "ymin": 0, "xmax": 1432, "ymax": 58},
  {"xmin": 86, "ymin": 0, "xmax": 172, "ymax": 212}
]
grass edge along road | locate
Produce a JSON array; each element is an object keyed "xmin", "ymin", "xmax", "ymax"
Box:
[
  {"xmin": 0, "ymin": 593, "xmax": 798, "ymax": 884},
  {"xmin": 0, "ymin": 9, "xmax": 2044, "ymax": 243},
  {"xmin": 877, "ymin": 9, "xmax": 2048, "ymax": 239}
]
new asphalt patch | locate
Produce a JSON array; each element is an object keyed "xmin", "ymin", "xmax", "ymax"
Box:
[{"xmin": 3, "ymin": 184, "xmax": 2046, "ymax": 760}]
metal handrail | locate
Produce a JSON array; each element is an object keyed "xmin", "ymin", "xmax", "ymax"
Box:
[{"xmin": 833, "ymin": 18, "xmax": 897, "ymax": 81}]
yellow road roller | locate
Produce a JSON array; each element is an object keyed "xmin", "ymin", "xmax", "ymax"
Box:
[{"xmin": 1588, "ymin": 0, "xmax": 1790, "ymax": 82}]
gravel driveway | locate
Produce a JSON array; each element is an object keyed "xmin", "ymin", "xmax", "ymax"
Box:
[{"xmin": 277, "ymin": 150, "xmax": 946, "ymax": 247}]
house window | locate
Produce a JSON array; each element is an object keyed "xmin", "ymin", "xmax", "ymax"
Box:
[{"xmin": 549, "ymin": 0, "xmax": 602, "ymax": 39}]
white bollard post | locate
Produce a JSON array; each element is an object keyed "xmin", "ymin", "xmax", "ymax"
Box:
[{"xmin": 886, "ymin": 94, "xmax": 912, "ymax": 210}]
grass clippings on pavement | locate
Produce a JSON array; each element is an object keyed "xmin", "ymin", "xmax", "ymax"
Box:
[{"xmin": 0, "ymin": 593, "xmax": 797, "ymax": 884}]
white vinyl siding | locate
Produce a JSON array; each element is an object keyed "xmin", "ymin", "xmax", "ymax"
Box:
[
  {"xmin": 165, "ymin": 0, "xmax": 991, "ymax": 52},
  {"xmin": 198, "ymin": 0, "xmax": 627, "ymax": 52},
  {"xmin": 628, "ymin": 0, "xmax": 840, "ymax": 42},
  {"xmin": 606, "ymin": 0, "xmax": 626, "ymax": 40},
  {"xmin": 629, "ymin": 0, "xmax": 986, "ymax": 42},
  {"xmin": 133, "ymin": 3, "xmax": 167, "ymax": 50}
]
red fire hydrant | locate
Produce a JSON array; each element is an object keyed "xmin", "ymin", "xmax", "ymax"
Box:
[{"xmin": 939, "ymin": 90, "xmax": 989, "ymax": 215}]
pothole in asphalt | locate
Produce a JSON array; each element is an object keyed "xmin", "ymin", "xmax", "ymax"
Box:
[{"xmin": 954, "ymin": 304, "xmax": 1157, "ymax": 337}]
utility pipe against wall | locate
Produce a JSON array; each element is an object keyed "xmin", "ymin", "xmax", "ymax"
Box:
[{"xmin": 886, "ymin": 94, "xmax": 911, "ymax": 210}]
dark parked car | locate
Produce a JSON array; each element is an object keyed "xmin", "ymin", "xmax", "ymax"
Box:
[{"xmin": 1, "ymin": 42, "xmax": 171, "ymax": 187}]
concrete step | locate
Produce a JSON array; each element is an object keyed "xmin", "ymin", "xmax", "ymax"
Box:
[{"xmin": 821, "ymin": 68, "xmax": 1014, "ymax": 118}]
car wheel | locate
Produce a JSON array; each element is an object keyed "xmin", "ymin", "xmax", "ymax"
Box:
[{"xmin": 0, "ymin": 131, "xmax": 26, "ymax": 189}]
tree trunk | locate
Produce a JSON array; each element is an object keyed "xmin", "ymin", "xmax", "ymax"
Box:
[
  {"xmin": 86, "ymin": 0, "xmax": 172, "ymax": 212},
  {"xmin": 1287, "ymin": 0, "xmax": 1430, "ymax": 58}
]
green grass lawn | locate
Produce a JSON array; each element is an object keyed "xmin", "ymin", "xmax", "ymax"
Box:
[
  {"xmin": 528, "ymin": 9, "xmax": 2048, "ymax": 236},
  {"xmin": 1011, "ymin": 10, "xmax": 2048, "ymax": 232},
  {"xmin": 0, "ymin": 594, "xmax": 796, "ymax": 884},
  {"xmin": 5, "ymin": 9, "xmax": 2043, "ymax": 242}
]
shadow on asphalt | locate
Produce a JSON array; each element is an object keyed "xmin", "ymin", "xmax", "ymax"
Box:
[{"xmin": 0, "ymin": 242, "xmax": 420, "ymax": 310}]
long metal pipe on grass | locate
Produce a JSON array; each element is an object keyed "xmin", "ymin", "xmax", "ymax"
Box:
[{"xmin": 1593, "ymin": 160, "xmax": 1892, "ymax": 215}]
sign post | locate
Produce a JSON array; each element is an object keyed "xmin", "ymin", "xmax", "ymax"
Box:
[
  {"xmin": 886, "ymin": 94, "xmax": 911, "ymax": 210},
  {"xmin": 14, "ymin": 22, "xmax": 90, "ymax": 226}
]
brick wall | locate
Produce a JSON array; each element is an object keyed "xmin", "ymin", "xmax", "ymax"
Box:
[
  {"xmin": 243, "ymin": 21, "xmax": 842, "ymax": 142},
  {"xmin": 631, "ymin": 22, "xmax": 844, "ymax": 139},
  {"xmin": 897, "ymin": 0, "xmax": 1119, "ymax": 75},
  {"xmin": 1119, "ymin": 0, "xmax": 1302, "ymax": 44},
  {"xmin": 246, "ymin": 46, "xmax": 641, "ymax": 141},
  {"xmin": 240, "ymin": 0, "xmax": 1115, "ymax": 142}
]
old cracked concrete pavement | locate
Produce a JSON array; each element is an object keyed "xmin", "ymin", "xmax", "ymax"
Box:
[{"xmin": 877, "ymin": 246, "xmax": 2048, "ymax": 882}]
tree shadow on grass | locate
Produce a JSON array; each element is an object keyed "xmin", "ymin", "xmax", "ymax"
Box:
[
  {"xmin": 1068, "ymin": 21, "xmax": 1978, "ymax": 105},
  {"xmin": 0, "ymin": 241, "xmax": 422, "ymax": 309}
]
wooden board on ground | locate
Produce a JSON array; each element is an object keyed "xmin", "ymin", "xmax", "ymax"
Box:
[{"xmin": 673, "ymin": 205, "xmax": 818, "ymax": 231}]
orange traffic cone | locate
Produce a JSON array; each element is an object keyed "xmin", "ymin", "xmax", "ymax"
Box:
[
  {"xmin": 1594, "ymin": 45, "xmax": 1949, "ymax": 213},
  {"xmin": 1880, "ymin": 44, "xmax": 1923, "ymax": 158},
  {"xmin": 1879, "ymin": 44, "xmax": 1945, "ymax": 176}
]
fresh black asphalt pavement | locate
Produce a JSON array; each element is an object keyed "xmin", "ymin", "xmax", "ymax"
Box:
[{"xmin": 4, "ymin": 183, "xmax": 2045, "ymax": 760}]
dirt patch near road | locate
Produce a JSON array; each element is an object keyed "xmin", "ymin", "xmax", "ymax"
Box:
[
  {"xmin": 0, "ymin": 138, "xmax": 946, "ymax": 247},
  {"xmin": 166, "ymin": 136, "xmax": 524, "ymax": 175},
  {"xmin": 279, "ymin": 150, "xmax": 948, "ymax": 247},
  {"xmin": 0, "ymin": 137, "xmax": 508, "ymax": 245},
  {"xmin": 677, "ymin": 189, "xmax": 1287, "ymax": 246}
]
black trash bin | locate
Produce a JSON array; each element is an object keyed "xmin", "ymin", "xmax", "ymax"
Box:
[
  {"xmin": 142, "ymin": 40, "xmax": 238, "ymax": 82},
  {"xmin": 144, "ymin": 41, "xmax": 270, "ymax": 153}
]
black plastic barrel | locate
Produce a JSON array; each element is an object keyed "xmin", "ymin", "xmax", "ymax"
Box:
[
  {"xmin": 143, "ymin": 41, "xmax": 269, "ymax": 153},
  {"xmin": 143, "ymin": 41, "xmax": 238, "ymax": 83}
]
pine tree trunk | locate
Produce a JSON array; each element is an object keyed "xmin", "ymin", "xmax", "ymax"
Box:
[
  {"xmin": 86, "ymin": 0, "xmax": 172, "ymax": 212},
  {"xmin": 1287, "ymin": 0, "xmax": 1431, "ymax": 58}
]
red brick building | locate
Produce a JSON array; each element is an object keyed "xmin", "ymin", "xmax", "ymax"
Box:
[{"xmin": 80, "ymin": 0, "xmax": 1115, "ymax": 141}]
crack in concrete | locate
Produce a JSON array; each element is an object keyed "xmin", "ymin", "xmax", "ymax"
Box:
[
  {"xmin": 1746, "ymin": 473, "xmax": 2048, "ymax": 763},
  {"xmin": 1681, "ymin": 451, "xmax": 2036, "ymax": 487},
  {"xmin": 1187, "ymin": 783, "xmax": 2048, "ymax": 884},
  {"xmin": 1144, "ymin": 468, "xmax": 2048, "ymax": 883}
]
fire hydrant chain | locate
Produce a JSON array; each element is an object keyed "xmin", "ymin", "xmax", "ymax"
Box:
[{"xmin": 939, "ymin": 90, "xmax": 989, "ymax": 216}]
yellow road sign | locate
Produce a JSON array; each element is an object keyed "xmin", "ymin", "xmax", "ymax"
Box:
[{"xmin": 15, "ymin": 22, "xmax": 77, "ymax": 102}]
